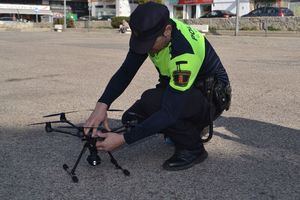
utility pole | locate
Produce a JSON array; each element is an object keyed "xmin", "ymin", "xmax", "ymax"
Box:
[
  {"xmin": 64, "ymin": 0, "xmax": 67, "ymax": 30},
  {"xmin": 88, "ymin": 0, "xmax": 91, "ymax": 32},
  {"xmin": 34, "ymin": 7, "xmax": 39, "ymax": 23},
  {"xmin": 235, "ymin": 0, "xmax": 240, "ymax": 36}
]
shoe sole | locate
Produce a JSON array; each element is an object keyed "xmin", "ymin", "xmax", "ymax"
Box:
[{"xmin": 162, "ymin": 151, "xmax": 208, "ymax": 171}]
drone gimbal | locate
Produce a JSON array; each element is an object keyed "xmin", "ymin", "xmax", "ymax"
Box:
[{"xmin": 30, "ymin": 111, "xmax": 138, "ymax": 183}]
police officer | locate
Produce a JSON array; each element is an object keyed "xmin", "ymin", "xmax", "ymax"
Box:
[{"xmin": 84, "ymin": 2, "xmax": 230, "ymax": 171}]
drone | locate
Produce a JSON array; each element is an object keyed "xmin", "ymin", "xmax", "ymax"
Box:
[{"xmin": 29, "ymin": 109, "xmax": 137, "ymax": 183}]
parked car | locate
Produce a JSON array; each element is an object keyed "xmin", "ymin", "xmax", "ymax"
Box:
[
  {"xmin": 78, "ymin": 16, "xmax": 98, "ymax": 21},
  {"xmin": 0, "ymin": 17, "xmax": 15, "ymax": 21},
  {"xmin": 200, "ymin": 10, "xmax": 236, "ymax": 18},
  {"xmin": 97, "ymin": 15, "xmax": 114, "ymax": 21},
  {"xmin": 242, "ymin": 7, "xmax": 294, "ymax": 17},
  {"xmin": 78, "ymin": 15, "xmax": 114, "ymax": 21}
]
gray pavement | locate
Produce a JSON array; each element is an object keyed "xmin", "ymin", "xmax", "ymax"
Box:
[{"xmin": 0, "ymin": 30, "xmax": 299, "ymax": 200}]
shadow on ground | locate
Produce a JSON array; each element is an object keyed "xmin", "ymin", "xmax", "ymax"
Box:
[
  {"xmin": 0, "ymin": 117, "xmax": 299, "ymax": 200},
  {"xmin": 214, "ymin": 116, "xmax": 300, "ymax": 154}
]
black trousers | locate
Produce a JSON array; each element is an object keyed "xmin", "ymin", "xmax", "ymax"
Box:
[{"xmin": 122, "ymin": 87, "xmax": 218, "ymax": 150}]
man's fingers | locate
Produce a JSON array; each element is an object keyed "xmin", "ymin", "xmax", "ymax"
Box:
[
  {"xmin": 96, "ymin": 142, "xmax": 104, "ymax": 151},
  {"xmin": 97, "ymin": 132, "xmax": 108, "ymax": 138},
  {"xmin": 92, "ymin": 128, "xmax": 98, "ymax": 136},
  {"xmin": 92, "ymin": 131, "xmax": 107, "ymax": 138},
  {"xmin": 103, "ymin": 119, "xmax": 111, "ymax": 131},
  {"xmin": 84, "ymin": 127, "xmax": 90, "ymax": 135},
  {"xmin": 96, "ymin": 141, "xmax": 107, "ymax": 151},
  {"xmin": 95, "ymin": 132, "xmax": 109, "ymax": 151},
  {"xmin": 84, "ymin": 120, "xmax": 92, "ymax": 135}
]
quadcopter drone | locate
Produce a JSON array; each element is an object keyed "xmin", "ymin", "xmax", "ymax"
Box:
[
  {"xmin": 29, "ymin": 109, "xmax": 137, "ymax": 183},
  {"xmin": 30, "ymin": 108, "xmax": 214, "ymax": 182}
]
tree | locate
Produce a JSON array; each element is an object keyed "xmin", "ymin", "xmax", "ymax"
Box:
[{"xmin": 138, "ymin": 0, "xmax": 163, "ymax": 4}]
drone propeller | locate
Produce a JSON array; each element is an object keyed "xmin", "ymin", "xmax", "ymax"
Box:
[
  {"xmin": 57, "ymin": 125, "xmax": 100, "ymax": 129},
  {"xmin": 86, "ymin": 109, "xmax": 123, "ymax": 112},
  {"xmin": 43, "ymin": 111, "xmax": 78, "ymax": 118},
  {"xmin": 108, "ymin": 109, "xmax": 123, "ymax": 112},
  {"xmin": 86, "ymin": 109, "xmax": 124, "ymax": 112},
  {"xmin": 44, "ymin": 109, "xmax": 123, "ymax": 118},
  {"xmin": 28, "ymin": 121, "xmax": 63, "ymax": 126},
  {"xmin": 57, "ymin": 125, "xmax": 126, "ymax": 134}
]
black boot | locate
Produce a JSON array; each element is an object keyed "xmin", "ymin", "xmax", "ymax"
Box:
[{"xmin": 162, "ymin": 147, "xmax": 208, "ymax": 171}]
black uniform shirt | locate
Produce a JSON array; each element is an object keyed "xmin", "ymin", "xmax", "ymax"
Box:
[{"xmin": 99, "ymin": 24, "xmax": 229, "ymax": 144}]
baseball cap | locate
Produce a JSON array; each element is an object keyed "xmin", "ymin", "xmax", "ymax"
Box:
[{"xmin": 129, "ymin": 2, "xmax": 170, "ymax": 54}]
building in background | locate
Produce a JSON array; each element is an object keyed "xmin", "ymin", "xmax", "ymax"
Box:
[
  {"xmin": 89, "ymin": 0, "xmax": 138, "ymax": 19},
  {"xmin": 164, "ymin": 0, "xmax": 300, "ymax": 18},
  {"xmin": 0, "ymin": 0, "xmax": 91, "ymax": 22},
  {"xmin": 253, "ymin": 0, "xmax": 300, "ymax": 15},
  {"xmin": 164, "ymin": 0, "xmax": 252, "ymax": 18},
  {"xmin": 212, "ymin": 0, "xmax": 250, "ymax": 16},
  {"xmin": 165, "ymin": 0, "xmax": 213, "ymax": 19},
  {"xmin": 0, "ymin": 0, "xmax": 53, "ymax": 22},
  {"xmin": 1, "ymin": 0, "xmax": 298, "ymax": 22},
  {"xmin": 90, "ymin": 0, "xmax": 116, "ymax": 18},
  {"xmin": 49, "ymin": 0, "xmax": 88, "ymax": 18}
]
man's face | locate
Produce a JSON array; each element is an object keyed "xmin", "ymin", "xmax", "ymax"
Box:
[
  {"xmin": 150, "ymin": 35, "xmax": 168, "ymax": 54},
  {"xmin": 149, "ymin": 25, "xmax": 172, "ymax": 54}
]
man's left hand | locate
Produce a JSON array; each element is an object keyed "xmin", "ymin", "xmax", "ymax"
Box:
[{"xmin": 95, "ymin": 132, "xmax": 126, "ymax": 152}]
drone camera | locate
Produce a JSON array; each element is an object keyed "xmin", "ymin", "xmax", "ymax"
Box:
[{"xmin": 87, "ymin": 153, "xmax": 101, "ymax": 166}]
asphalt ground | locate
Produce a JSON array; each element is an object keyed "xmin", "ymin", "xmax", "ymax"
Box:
[{"xmin": 0, "ymin": 30, "xmax": 299, "ymax": 200}]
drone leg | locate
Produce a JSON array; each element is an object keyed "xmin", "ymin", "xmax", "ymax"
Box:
[
  {"xmin": 65, "ymin": 120, "xmax": 81, "ymax": 130},
  {"xmin": 63, "ymin": 142, "xmax": 88, "ymax": 182},
  {"xmin": 107, "ymin": 151, "xmax": 130, "ymax": 176},
  {"xmin": 70, "ymin": 143, "xmax": 89, "ymax": 174},
  {"xmin": 51, "ymin": 128, "xmax": 80, "ymax": 138}
]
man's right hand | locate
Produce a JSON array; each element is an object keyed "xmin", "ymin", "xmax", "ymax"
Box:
[{"xmin": 84, "ymin": 102, "xmax": 110, "ymax": 136}]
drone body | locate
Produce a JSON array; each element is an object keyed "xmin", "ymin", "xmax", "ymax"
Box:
[{"xmin": 29, "ymin": 110, "xmax": 133, "ymax": 183}]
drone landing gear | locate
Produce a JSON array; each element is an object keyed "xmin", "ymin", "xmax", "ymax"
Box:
[
  {"xmin": 63, "ymin": 137, "xmax": 130, "ymax": 183},
  {"xmin": 108, "ymin": 152, "xmax": 130, "ymax": 176},
  {"xmin": 63, "ymin": 142, "xmax": 89, "ymax": 183},
  {"xmin": 63, "ymin": 164, "xmax": 79, "ymax": 183},
  {"xmin": 87, "ymin": 152, "xmax": 101, "ymax": 166}
]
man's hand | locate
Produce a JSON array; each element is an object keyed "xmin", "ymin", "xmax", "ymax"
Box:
[
  {"xmin": 95, "ymin": 132, "xmax": 126, "ymax": 152},
  {"xmin": 84, "ymin": 102, "xmax": 110, "ymax": 136}
]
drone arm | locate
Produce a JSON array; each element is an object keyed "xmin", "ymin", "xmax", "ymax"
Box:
[
  {"xmin": 103, "ymin": 120, "xmax": 137, "ymax": 134},
  {"xmin": 110, "ymin": 125, "xmax": 127, "ymax": 133},
  {"xmin": 64, "ymin": 120, "xmax": 81, "ymax": 130},
  {"xmin": 50, "ymin": 128, "xmax": 81, "ymax": 138}
]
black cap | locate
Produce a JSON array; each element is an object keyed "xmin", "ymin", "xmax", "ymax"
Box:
[{"xmin": 129, "ymin": 2, "xmax": 170, "ymax": 54}]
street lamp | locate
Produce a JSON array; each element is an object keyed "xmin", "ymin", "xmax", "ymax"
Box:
[
  {"xmin": 88, "ymin": 0, "xmax": 92, "ymax": 32},
  {"xmin": 235, "ymin": 0, "xmax": 240, "ymax": 36},
  {"xmin": 64, "ymin": 0, "xmax": 67, "ymax": 29}
]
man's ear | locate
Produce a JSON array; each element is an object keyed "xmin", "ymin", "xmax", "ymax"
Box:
[{"xmin": 163, "ymin": 24, "xmax": 172, "ymax": 37}]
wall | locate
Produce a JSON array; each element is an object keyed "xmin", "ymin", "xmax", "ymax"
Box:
[
  {"xmin": 1, "ymin": 17, "xmax": 299, "ymax": 32},
  {"xmin": 184, "ymin": 16, "xmax": 300, "ymax": 31},
  {"xmin": 0, "ymin": 21, "xmax": 111, "ymax": 30},
  {"xmin": 74, "ymin": 20, "xmax": 111, "ymax": 28}
]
